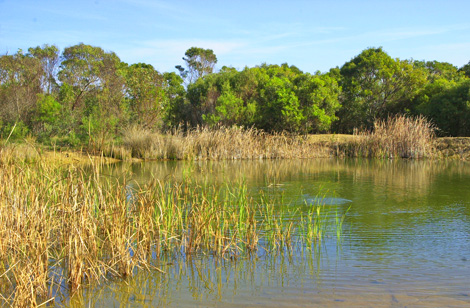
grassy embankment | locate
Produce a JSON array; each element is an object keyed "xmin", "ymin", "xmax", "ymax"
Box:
[
  {"xmin": 1, "ymin": 115, "xmax": 469, "ymax": 165},
  {"xmin": 104, "ymin": 115, "xmax": 459, "ymax": 161}
]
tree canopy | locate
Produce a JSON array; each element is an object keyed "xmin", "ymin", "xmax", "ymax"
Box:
[{"xmin": 1, "ymin": 43, "xmax": 469, "ymax": 146}]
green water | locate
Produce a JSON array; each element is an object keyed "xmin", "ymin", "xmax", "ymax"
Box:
[{"xmin": 68, "ymin": 159, "xmax": 470, "ymax": 307}]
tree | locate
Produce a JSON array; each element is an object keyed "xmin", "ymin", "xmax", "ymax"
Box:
[
  {"xmin": 409, "ymin": 60, "xmax": 467, "ymax": 117},
  {"xmin": 162, "ymin": 72, "xmax": 188, "ymax": 128},
  {"xmin": 335, "ymin": 47, "xmax": 427, "ymax": 133},
  {"xmin": 175, "ymin": 47, "xmax": 217, "ymax": 84},
  {"xmin": 0, "ymin": 49, "xmax": 43, "ymax": 127},
  {"xmin": 459, "ymin": 61, "xmax": 470, "ymax": 78},
  {"xmin": 294, "ymin": 71, "xmax": 341, "ymax": 133},
  {"xmin": 256, "ymin": 74, "xmax": 303, "ymax": 132},
  {"xmin": 417, "ymin": 79, "xmax": 470, "ymax": 136},
  {"xmin": 28, "ymin": 44, "xmax": 60, "ymax": 94},
  {"xmin": 413, "ymin": 60, "xmax": 464, "ymax": 82},
  {"xmin": 124, "ymin": 63, "xmax": 165, "ymax": 129},
  {"xmin": 202, "ymin": 80, "xmax": 244, "ymax": 126},
  {"xmin": 57, "ymin": 43, "xmax": 126, "ymax": 147}
]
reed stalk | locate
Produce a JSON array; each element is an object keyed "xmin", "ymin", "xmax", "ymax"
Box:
[{"xmin": 0, "ymin": 159, "xmax": 345, "ymax": 307}]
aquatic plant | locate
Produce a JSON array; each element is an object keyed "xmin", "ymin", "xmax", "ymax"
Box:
[
  {"xmin": 351, "ymin": 115, "xmax": 435, "ymax": 159},
  {"xmin": 0, "ymin": 160, "xmax": 347, "ymax": 307}
]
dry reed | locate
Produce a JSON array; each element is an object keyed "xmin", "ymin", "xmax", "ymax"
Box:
[
  {"xmin": 114, "ymin": 125, "xmax": 333, "ymax": 160},
  {"xmin": 350, "ymin": 115, "xmax": 435, "ymax": 159},
  {"xmin": 112, "ymin": 118, "xmax": 436, "ymax": 161},
  {"xmin": 0, "ymin": 159, "xmax": 338, "ymax": 307}
]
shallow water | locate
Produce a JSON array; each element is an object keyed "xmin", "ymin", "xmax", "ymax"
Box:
[{"xmin": 69, "ymin": 158, "xmax": 470, "ymax": 307}]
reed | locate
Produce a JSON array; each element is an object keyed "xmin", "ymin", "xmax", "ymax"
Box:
[
  {"xmin": 113, "ymin": 125, "xmax": 336, "ymax": 160},
  {"xmin": 0, "ymin": 160, "xmax": 345, "ymax": 307},
  {"xmin": 112, "ymin": 116, "xmax": 436, "ymax": 161},
  {"xmin": 352, "ymin": 115, "xmax": 435, "ymax": 159}
]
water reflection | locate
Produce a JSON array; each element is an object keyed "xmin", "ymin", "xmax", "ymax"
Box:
[{"xmin": 68, "ymin": 250, "xmax": 325, "ymax": 307}]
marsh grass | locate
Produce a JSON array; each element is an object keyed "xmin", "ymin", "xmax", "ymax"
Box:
[
  {"xmin": 350, "ymin": 115, "xmax": 435, "ymax": 159},
  {"xmin": 110, "ymin": 116, "xmax": 436, "ymax": 161},
  {"xmin": 0, "ymin": 140, "xmax": 41, "ymax": 165},
  {"xmin": 0, "ymin": 159, "xmax": 346, "ymax": 307},
  {"xmin": 111, "ymin": 125, "xmax": 334, "ymax": 160}
]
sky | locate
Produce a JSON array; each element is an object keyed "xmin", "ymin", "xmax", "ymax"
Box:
[{"xmin": 1, "ymin": 0, "xmax": 469, "ymax": 74}]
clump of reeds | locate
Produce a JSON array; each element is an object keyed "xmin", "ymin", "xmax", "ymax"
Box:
[
  {"xmin": 353, "ymin": 115, "xmax": 435, "ymax": 159},
  {"xmin": 0, "ymin": 160, "xmax": 346, "ymax": 307}
]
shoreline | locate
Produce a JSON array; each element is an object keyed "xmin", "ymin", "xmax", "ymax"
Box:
[{"xmin": 2, "ymin": 135, "xmax": 470, "ymax": 165}]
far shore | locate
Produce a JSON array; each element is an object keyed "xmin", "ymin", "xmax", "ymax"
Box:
[{"xmin": 2, "ymin": 134, "xmax": 469, "ymax": 165}]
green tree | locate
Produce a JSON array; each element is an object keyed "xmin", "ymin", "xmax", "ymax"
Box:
[
  {"xmin": 0, "ymin": 49, "xmax": 43, "ymax": 127},
  {"xmin": 57, "ymin": 43, "xmax": 126, "ymax": 147},
  {"xmin": 256, "ymin": 74, "xmax": 303, "ymax": 132},
  {"xmin": 336, "ymin": 47, "xmax": 427, "ymax": 133},
  {"xmin": 58, "ymin": 43, "xmax": 124, "ymax": 112},
  {"xmin": 162, "ymin": 72, "xmax": 188, "ymax": 128},
  {"xmin": 413, "ymin": 60, "xmax": 465, "ymax": 82},
  {"xmin": 202, "ymin": 80, "xmax": 244, "ymax": 126},
  {"xmin": 294, "ymin": 71, "xmax": 341, "ymax": 133},
  {"xmin": 28, "ymin": 44, "xmax": 60, "ymax": 94},
  {"xmin": 124, "ymin": 63, "xmax": 165, "ymax": 129},
  {"xmin": 459, "ymin": 61, "xmax": 470, "ymax": 78},
  {"xmin": 175, "ymin": 47, "xmax": 217, "ymax": 84},
  {"xmin": 417, "ymin": 79, "xmax": 470, "ymax": 136}
]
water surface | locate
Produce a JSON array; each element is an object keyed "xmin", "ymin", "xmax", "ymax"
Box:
[{"xmin": 70, "ymin": 159, "xmax": 470, "ymax": 307}]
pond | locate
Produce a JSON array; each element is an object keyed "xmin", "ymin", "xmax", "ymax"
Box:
[{"xmin": 68, "ymin": 158, "xmax": 470, "ymax": 307}]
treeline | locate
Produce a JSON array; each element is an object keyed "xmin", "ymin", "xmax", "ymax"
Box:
[{"xmin": 1, "ymin": 43, "xmax": 469, "ymax": 148}]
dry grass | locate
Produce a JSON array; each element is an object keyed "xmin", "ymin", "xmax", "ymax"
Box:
[
  {"xmin": 111, "ymin": 118, "xmax": 436, "ymax": 161},
  {"xmin": 0, "ymin": 159, "xmax": 338, "ymax": 307},
  {"xmin": 0, "ymin": 142, "xmax": 41, "ymax": 165},
  {"xmin": 434, "ymin": 137, "xmax": 470, "ymax": 160},
  {"xmin": 349, "ymin": 115, "xmax": 435, "ymax": 159},
  {"xmin": 112, "ymin": 126, "xmax": 340, "ymax": 161},
  {"xmin": 0, "ymin": 115, "xmax": 446, "ymax": 167}
]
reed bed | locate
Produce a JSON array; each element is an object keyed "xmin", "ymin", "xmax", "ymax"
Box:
[
  {"xmin": 347, "ymin": 115, "xmax": 435, "ymax": 159},
  {"xmin": 107, "ymin": 125, "xmax": 333, "ymax": 161},
  {"xmin": 107, "ymin": 116, "xmax": 436, "ymax": 161},
  {"xmin": 0, "ymin": 161, "xmax": 343, "ymax": 307}
]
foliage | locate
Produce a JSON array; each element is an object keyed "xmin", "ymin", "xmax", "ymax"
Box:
[
  {"xmin": 27, "ymin": 44, "xmax": 60, "ymax": 94},
  {"xmin": 293, "ymin": 71, "xmax": 341, "ymax": 133},
  {"xmin": 0, "ymin": 120, "xmax": 30, "ymax": 141},
  {"xmin": 417, "ymin": 79, "xmax": 470, "ymax": 136},
  {"xmin": 336, "ymin": 47, "xmax": 427, "ymax": 133},
  {"xmin": 123, "ymin": 63, "xmax": 165, "ymax": 129},
  {"xmin": 0, "ymin": 49, "xmax": 43, "ymax": 126},
  {"xmin": 414, "ymin": 60, "xmax": 465, "ymax": 82},
  {"xmin": 162, "ymin": 72, "xmax": 188, "ymax": 128},
  {"xmin": 459, "ymin": 61, "xmax": 470, "ymax": 78},
  {"xmin": 2, "ymin": 42, "xmax": 470, "ymax": 149},
  {"xmin": 175, "ymin": 47, "xmax": 218, "ymax": 84},
  {"xmin": 184, "ymin": 64, "xmax": 340, "ymax": 133}
]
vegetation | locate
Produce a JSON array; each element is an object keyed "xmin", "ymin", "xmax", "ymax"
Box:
[
  {"xmin": 350, "ymin": 115, "xmax": 435, "ymax": 159},
  {"xmin": 0, "ymin": 158, "xmax": 344, "ymax": 307},
  {"xmin": 1, "ymin": 43, "xmax": 469, "ymax": 157}
]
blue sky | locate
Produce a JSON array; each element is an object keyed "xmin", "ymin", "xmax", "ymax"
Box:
[{"xmin": 1, "ymin": 0, "xmax": 469, "ymax": 74}]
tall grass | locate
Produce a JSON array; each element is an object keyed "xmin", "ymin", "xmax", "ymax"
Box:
[
  {"xmin": 108, "ymin": 116, "xmax": 436, "ymax": 161},
  {"xmin": 349, "ymin": 115, "xmax": 435, "ymax": 159},
  {"xmin": 109, "ymin": 125, "xmax": 332, "ymax": 161},
  {"xmin": 0, "ymin": 160, "xmax": 345, "ymax": 307}
]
